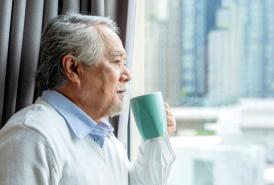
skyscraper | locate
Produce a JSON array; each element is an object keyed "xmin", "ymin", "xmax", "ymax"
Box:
[
  {"xmin": 205, "ymin": 1, "xmax": 244, "ymax": 106},
  {"xmin": 165, "ymin": 0, "xmax": 182, "ymax": 105},
  {"xmin": 180, "ymin": 0, "xmax": 207, "ymax": 106},
  {"xmin": 241, "ymin": 0, "xmax": 264, "ymax": 97},
  {"xmin": 240, "ymin": 0, "xmax": 274, "ymax": 98},
  {"xmin": 180, "ymin": 0, "xmax": 221, "ymax": 106},
  {"xmin": 262, "ymin": 0, "xmax": 274, "ymax": 97},
  {"xmin": 144, "ymin": 0, "xmax": 274, "ymax": 107},
  {"xmin": 144, "ymin": 0, "xmax": 168, "ymax": 96},
  {"xmin": 144, "ymin": 0, "xmax": 182, "ymax": 106}
]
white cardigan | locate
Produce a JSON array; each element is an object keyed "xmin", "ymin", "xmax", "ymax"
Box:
[{"xmin": 0, "ymin": 99, "xmax": 175, "ymax": 185}]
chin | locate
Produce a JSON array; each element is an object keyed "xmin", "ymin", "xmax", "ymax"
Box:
[{"xmin": 108, "ymin": 101, "xmax": 123, "ymax": 117}]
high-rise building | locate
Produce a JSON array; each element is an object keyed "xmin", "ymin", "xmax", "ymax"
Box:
[
  {"xmin": 180, "ymin": 0, "xmax": 207, "ymax": 106},
  {"xmin": 204, "ymin": 0, "xmax": 274, "ymax": 105},
  {"xmin": 165, "ymin": 0, "xmax": 182, "ymax": 106},
  {"xmin": 144, "ymin": 0, "xmax": 274, "ymax": 107},
  {"xmin": 239, "ymin": 0, "xmax": 274, "ymax": 98},
  {"xmin": 262, "ymin": 0, "xmax": 274, "ymax": 97},
  {"xmin": 180, "ymin": 0, "xmax": 221, "ymax": 106},
  {"xmin": 205, "ymin": 1, "xmax": 244, "ymax": 106},
  {"xmin": 144, "ymin": 0, "xmax": 182, "ymax": 106},
  {"xmin": 241, "ymin": 0, "xmax": 264, "ymax": 97},
  {"xmin": 144, "ymin": 0, "xmax": 168, "ymax": 96}
]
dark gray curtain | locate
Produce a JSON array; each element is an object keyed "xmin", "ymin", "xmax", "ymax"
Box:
[{"xmin": 0, "ymin": 0, "xmax": 129, "ymax": 131}]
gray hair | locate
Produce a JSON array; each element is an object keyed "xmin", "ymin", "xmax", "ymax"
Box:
[{"xmin": 36, "ymin": 13, "xmax": 119, "ymax": 91}]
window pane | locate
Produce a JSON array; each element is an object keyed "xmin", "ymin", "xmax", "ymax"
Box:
[{"xmin": 144, "ymin": 0, "xmax": 274, "ymax": 184}]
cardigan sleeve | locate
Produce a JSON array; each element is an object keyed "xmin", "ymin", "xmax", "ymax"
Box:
[
  {"xmin": 129, "ymin": 136, "xmax": 176, "ymax": 185},
  {"xmin": 0, "ymin": 125, "xmax": 59, "ymax": 185}
]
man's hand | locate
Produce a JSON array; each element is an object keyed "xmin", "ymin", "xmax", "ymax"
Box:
[{"xmin": 165, "ymin": 102, "xmax": 176, "ymax": 137}]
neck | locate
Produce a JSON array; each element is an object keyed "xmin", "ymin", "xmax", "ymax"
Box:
[{"xmin": 55, "ymin": 86, "xmax": 106, "ymax": 124}]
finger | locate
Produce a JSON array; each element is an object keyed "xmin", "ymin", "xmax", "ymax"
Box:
[
  {"xmin": 166, "ymin": 109, "xmax": 174, "ymax": 117},
  {"xmin": 167, "ymin": 116, "xmax": 176, "ymax": 126},
  {"xmin": 166, "ymin": 115, "xmax": 174, "ymax": 123},
  {"xmin": 168, "ymin": 125, "xmax": 176, "ymax": 134},
  {"xmin": 166, "ymin": 109, "xmax": 171, "ymax": 116},
  {"xmin": 167, "ymin": 124, "xmax": 176, "ymax": 135}
]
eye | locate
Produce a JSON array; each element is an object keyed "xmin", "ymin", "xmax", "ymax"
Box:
[
  {"xmin": 112, "ymin": 59, "xmax": 121, "ymax": 63},
  {"xmin": 112, "ymin": 59, "xmax": 127, "ymax": 67}
]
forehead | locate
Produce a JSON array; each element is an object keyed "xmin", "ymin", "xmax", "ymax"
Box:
[
  {"xmin": 97, "ymin": 25, "xmax": 126, "ymax": 56},
  {"xmin": 110, "ymin": 50, "xmax": 127, "ymax": 58}
]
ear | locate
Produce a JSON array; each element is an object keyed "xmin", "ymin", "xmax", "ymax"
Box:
[{"xmin": 61, "ymin": 54, "xmax": 81, "ymax": 85}]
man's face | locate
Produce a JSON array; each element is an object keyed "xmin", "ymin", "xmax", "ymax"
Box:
[{"xmin": 77, "ymin": 26, "xmax": 131, "ymax": 119}]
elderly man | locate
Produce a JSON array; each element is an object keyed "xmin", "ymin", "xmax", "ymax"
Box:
[{"xmin": 0, "ymin": 13, "xmax": 176, "ymax": 185}]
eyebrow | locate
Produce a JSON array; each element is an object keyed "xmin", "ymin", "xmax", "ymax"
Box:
[{"xmin": 110, "ymin": 50, "xmax": 127, "ymax": 59}]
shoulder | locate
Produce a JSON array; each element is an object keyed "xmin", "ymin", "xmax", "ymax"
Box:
[
  {"xmin": 1, "ymin": 99, "xmax": 73, "ymax": 157},
  {"xmin": 0, "ymin": 99, "xmax": 67, "ymax": 151},
  {"xmin": 0, "ymin": 100, "xmax": 70, "ymax": 174},
  {"xmin": 3, "ymin": 99, "xmax": 72, "ymax": 141},
  {"xmin": 0, "ymin": 124, "xmax": 55, "ymax": 163}
]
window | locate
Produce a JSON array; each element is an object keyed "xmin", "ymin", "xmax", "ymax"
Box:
[{"xmin": 131, "ymin": 0, "xmax": 274, "ymax": 184}]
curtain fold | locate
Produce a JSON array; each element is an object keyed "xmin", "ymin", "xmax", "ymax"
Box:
[
  {"xmin": 0, "ymin": 0, "xmax": 13, "ymax": 125},
  {"xmin": 91, "ymin": 0, "xmax": 104, "ymax": 16},
  {"xmin": 63, "ymin": 0, "xmax": 80, "ymax": 13},
  {"xmin": 80, "ymin": 0, "xmax": 91, "ymax": 14},
  {"xmin": 3, "ymin": 0, "xmax": 26, "ymax": 122},
  {"xmin": 43, "ymin": 0, "xmax": 58, "ymax": 29},
  {"xmin": 0, "ymin": 0, "xmax": 129, "ymax": 134},
  {"xmin": 105, "ymin": 0, "xmax": 117, "ymax": 19},
  {"xmin": 16, "ymin": 0, "xmax": 44, "ymax": 111},
  {"xmin": 115, "ymin": 0, "xmax": 128, "ymax": 45}
]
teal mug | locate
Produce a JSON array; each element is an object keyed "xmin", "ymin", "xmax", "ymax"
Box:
[{"xmin": 130, "ymin": 92, "xmax": 167, "ymax": 140}]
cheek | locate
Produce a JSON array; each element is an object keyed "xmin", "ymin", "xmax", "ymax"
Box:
[{"xmin": 101, "ymin": 68, "xmax": 120, "ymax": 93}]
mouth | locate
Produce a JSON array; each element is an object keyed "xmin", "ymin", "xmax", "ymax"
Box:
[{"xmin": 116, "ymin": 90, "xmax": 126, "ymax": 97}]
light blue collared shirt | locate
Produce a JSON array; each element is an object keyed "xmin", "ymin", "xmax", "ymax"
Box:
[{"xmin": 41, "ymin": 90, "xmax": 114, "ymax": 147}]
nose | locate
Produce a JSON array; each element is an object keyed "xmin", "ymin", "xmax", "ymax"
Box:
[{"xmin": 120, "ymin": 65, "xmax": 131, "ymax": 83}]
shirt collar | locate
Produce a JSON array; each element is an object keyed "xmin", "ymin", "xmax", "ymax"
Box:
[{"xmin": 41, "ymin": 90, "xmax": 114, "ymax": 147}]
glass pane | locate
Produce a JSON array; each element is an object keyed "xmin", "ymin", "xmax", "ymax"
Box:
[{"xmin": 144, "ymin": 0, "xmax": 274, "ymax": 184}]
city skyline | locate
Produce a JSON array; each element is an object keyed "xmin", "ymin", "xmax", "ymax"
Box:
[{"xmin": 145, "ymin": 0, "xmax": 274, "ymax": 107}]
